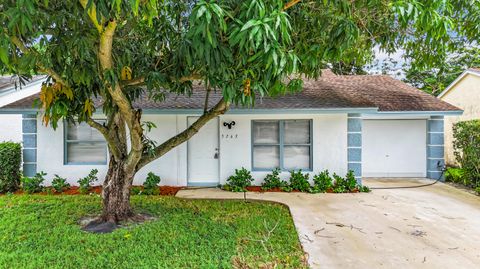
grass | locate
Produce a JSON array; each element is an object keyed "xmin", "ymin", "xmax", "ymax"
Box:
[{"xmin": 0, "ymin": 194, "xmax": 306, "ymax": 268}]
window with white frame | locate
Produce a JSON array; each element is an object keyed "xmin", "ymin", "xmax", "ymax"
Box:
[
  {"xmin": 252, "ymin": 120, "xmax": 312, "ymax": 170},
  {"xmin": 65, "ymin": 121, "xmax": 107, "ymax": 164}
]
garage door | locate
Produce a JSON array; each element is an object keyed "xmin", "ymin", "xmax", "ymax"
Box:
[{"xmin": 362, "ymin": 120, "xmax": 427, "ymax": 177}]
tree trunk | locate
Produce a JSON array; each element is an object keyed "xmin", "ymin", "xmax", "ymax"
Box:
[{"xmin": 101, "ymin": 158, "xmax": 134, "ymax": 222}]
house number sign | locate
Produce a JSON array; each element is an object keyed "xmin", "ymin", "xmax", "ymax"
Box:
[{"xmin": 221, "ymin": 134, "xmax": 238, "ymax": 139}]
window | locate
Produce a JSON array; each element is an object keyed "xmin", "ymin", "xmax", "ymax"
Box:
[
  {"xmin": 252, "ymin": 120, "xmax": 312, "ymax": 170},
  {"xmin": 64, "ymin": 121, "xmax": 107, "ymax": 164}
]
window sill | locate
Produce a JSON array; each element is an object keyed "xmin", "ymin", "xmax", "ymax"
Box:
[
  {"xmin": 64, "ymin": 162, "xmax": 108, "ymax": 166},
  {"xmin": 252, "ymin": 168, "xmax": 313, "ymax": 172}
]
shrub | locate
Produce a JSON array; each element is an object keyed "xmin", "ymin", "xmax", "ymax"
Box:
[
  {"xmin": 21, "ymin": 172, "xmax": 46, "ymax": 194},
  {"xmin": 143, "ymin": 172, "xmax": 161, "ymax": 195},
  {"xmin": 0, "ymin": 142, "xmax": 22, "ymax": 193},
  {"xmin": 288, "ymin": 170, "xmax": 311, "ymax": 192},
  {"xmin": 358, "ymin": 185, "xmax": 371, "ymax": 193},
  {"xmin": 453, "ymin": 120, "xmax": 480, "ymax": 188},
  {"xmin": 130, "ymin": 186, "xmax": 143, "ymax": 195},
  {"xmin": 77, "ymin": 169, "xmax": 98, "ymax": 194},
  {"xmin": 344, "ymin": 170, "xmax": 358, "ymax": 192},
  {"xmin": 312, "ymin": 170, "xmax": 333, "ymax": 193},
  {"xmin": 476, "ymin": 186, "xmax": 480, "ymax": 195},
  {"xmin": 261, "ymin": 168, "xmax": 287, "ymax": 190},
  {"xmin": 224, "ymin": 167, "xmax": 254, "ymax": 192},
  {"xmin": 52, "ymin": 174, "xmax": 70, "ymax": 193},
  {"xmin": 332, "ymin": 173, "xmax": 346, "ymax": 193},
  {"xmin": 445, "ymin": 167, "xmax": 464, "ymax": 184}
]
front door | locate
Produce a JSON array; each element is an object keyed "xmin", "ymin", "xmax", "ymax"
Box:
[{"xmin": 187, "ymin": 117, "xmax": 220, "ymax": 186}]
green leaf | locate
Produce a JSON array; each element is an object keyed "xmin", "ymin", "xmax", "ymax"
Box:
[
  {"xmin": 197, "ymin": 5, "xmax": 207, "ymax": 19},
  {"xmin": 241, "ymin": 20, "xmax": 260, "ymax": 32},
  {"xmin": 0, "ymin": 46, "xmax": 9, "ymax": 65}
]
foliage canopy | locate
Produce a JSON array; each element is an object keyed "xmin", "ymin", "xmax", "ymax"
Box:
[{"xmin": 1, "ymin": 0, "xmax": 478, "ymax": 126}]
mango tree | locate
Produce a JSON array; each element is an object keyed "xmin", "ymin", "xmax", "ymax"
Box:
[{"xmin": 0, "ymin": 0, "xmax": 475, "ymax": 223}]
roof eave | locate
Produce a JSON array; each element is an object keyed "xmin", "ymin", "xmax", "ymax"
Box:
[
  {"xmin": 141, "ymin": 107, "xmax": 380, "ymax": 115},
  {"xmin": 370, "ymin": 110, "xmax": 464, "ymax": 116},
  {"xmin": 0, "ymin": 107, "xmax": 462, "ymax": 116},
  {"xmin": 0, "ymin": 77, "xmax": 46, "ymax": 97},
  {"xmin": 438, "ymin": 69, "xmax": 480, "ymax": 99},
  {"xmin": 0, "ymin": 108, "xmax": 39, "ymax": 114}
]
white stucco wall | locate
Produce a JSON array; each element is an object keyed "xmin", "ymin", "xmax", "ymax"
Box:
[
  {"xmin": 0, "ymin": 78, "xmax": 44, "ymax": 143},
  {"xmin": 37, "ymin": 115, "xmax": 184, "ymax": 186},
  {"xmin": 441, "ymin": 73, "xmax": 480, "ymax": 165},
  {"xmin": 219, "ymin": 114, "xmax": 348, "ymax": 185},
  {"xmin": 0, "ymin": 114, "xmax": 22, "ymax": 142},
  {"xmin": 35, "ymin": 113, "xmax": 349, "ymax": 186}
]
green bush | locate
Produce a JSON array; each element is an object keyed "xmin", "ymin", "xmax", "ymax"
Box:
[
  {"xmin": 331, "ymin": 171, "xmax": 370, "ymax": 193},
  {"xmin": 344, "ymin": 171, "xmax": 358, "ymax": 192},
  {"xmin": 77, "ymin": 169, "xmax": 98, "ymax": 194},
  {"xmin": 130, "ymin": 186, "xmax": 143, "ymax": 195},
  {"xmin": 359, "ymin": 185, "xmax": 371, "ymax": 193},
  {"xmin": 51, "ymin": 174, "xmax": 70, "ymax": 193},
  {"xmin": 143, "ymin": 172, "xmax": 161, "ymax": 195},
  {"xmin": 224, "ymin": 167, "xmax": 254, "ymax": 192},
  {"xmin": 261, "ymin": 168, "xmax": 287, "ymax": 190},
  {"xmin": 0, "ymin": 142, "xmax": 22, "ymax": 193},
  {"xmin": 445, "ymin": 167, "xmax": 464, "ymax": 184},
  {"xmin": 288, "ymin": 170, "xmax": 311, "ymax": 192},
  {"xmin": 475, "ymin": 186, "xmax": 480, "ymax": 195},
  {"xmin": 332, "ymin": 173, "xmax": 347, "ymax": 193},
  {"xmin": 21, "ymin": 172, "xmax": 46, "ymax": 194},
  {"xmin": 311, "ymin": 170, "xmax": 333, "ymax": 193},
  {"xmin": 453, "ymin": 120, "xmax": 480, "ymax": 188}
]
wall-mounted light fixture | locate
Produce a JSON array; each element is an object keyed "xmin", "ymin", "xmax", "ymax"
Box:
[{"xmin": 223, "ymin": 121, "xmax": 236, "ymax": 129}]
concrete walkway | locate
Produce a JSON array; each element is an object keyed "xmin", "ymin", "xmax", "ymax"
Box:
[{"xmin": 176, "ymin": 179, "xmax": 480, "ymax": 269}]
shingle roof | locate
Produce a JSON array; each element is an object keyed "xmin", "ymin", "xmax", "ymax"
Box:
[
  {"xmin": 0, "ymin": 75, "xmax": 45, "ymax": 95},
  {"xmin": 1, "ymin": 73, "xmax": 460, "ymax": 112}
]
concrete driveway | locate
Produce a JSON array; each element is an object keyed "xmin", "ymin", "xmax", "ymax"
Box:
[{"xmin": 176, "ymin": 179, "xmax": 480, "ymax": 269}]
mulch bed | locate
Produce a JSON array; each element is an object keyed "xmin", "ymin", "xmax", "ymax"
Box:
[{"xmin": 10, "ymin": 186, "xmax": 183, "ymax": 196}]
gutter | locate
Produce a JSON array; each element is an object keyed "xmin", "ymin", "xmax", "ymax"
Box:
[
  {"xmin": 367, "ymin": 110, "xmax": 464, "ymax": 116},
  {"xmin": 0, "ymin": 108, "xmax": 39, "ymax": 114},
  {"xmin": 141, "ymin": 107, "xmax": 380, "ymax": 115}
]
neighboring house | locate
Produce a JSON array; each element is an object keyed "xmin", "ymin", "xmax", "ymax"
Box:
[
  {"xmin": 0, "ymin": 71, "xmax": 461, "ymax": 186},
  {"xmin": 438, "ymin": 68, "xmax": 480, "ymax": 166},
  {"xmin": 0, "ymin": 76, "xmax": 45, "ymax": 142}
]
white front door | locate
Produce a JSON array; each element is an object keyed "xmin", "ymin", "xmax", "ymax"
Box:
[
  {"xmin": 363, "ymin": 120, "xmax": 427, "ymax": 177},
  {"xmin": 187, "ymin": 117, "xmax": 220, "ymax": 185}
]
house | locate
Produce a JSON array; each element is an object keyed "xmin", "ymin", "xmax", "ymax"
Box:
[
  {"xmin": 438, "ymin": 68, "xmax": 480, "ymax": 166},
  {"xmin": 0, "ymin": 71, "xmax": 461, "ymax": 186},
  {"xmin": 0, "ymin": 76, "xmax": 45, "ymax": 142}
]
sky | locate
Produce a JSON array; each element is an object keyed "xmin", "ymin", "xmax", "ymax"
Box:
[{"xmin": 367, "ymin": 46, "xmax": 407, "ymax": 79}]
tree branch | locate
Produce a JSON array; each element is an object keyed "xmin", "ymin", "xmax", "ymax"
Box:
[
  {"xmin": 179, "ymin": 74, "xmax": 202, "ymax": 82},
  {"xmin": 120, "ymin": 73, "xmax": 202, "ymax": 88},
  {"xmin": 120, "ymin": 77, "xmax": 145, "ymax": 87},
  {"xmin": 86, "ymin": 116, "xmax": 121, "ymax": 161},
  {"xmin": 283, "ymin": 0, "xmax": 302, "ymax": 11},
  {"xmin": 204, "ymin": 84, "xmax": 211, "ymax": 113},
  {"xmin": 137, "ymin": 98, "xmax": 230, "ymax": 170},
  {"xmin": 98, "ymin": 20, "xmax": 145, "ymax": 174},
  {"xmin": 10, "ymin": 36, "xmax": 67, "ymax": 86},
  {"xmin": 86, "ymin": 117, "xmax": 108, "ymax": 136},
  {"xmin": 79, "ymin": 0, "xmax": 103, "ymax": 33}
]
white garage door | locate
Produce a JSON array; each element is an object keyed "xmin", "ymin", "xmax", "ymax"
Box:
[{"xmin": 362, "ymin": 120, "xmax": 427, "ymax": 177}]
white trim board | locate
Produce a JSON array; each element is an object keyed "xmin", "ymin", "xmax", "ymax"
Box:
[{"xmin": 438, "ymin": 69, "xmax": 480, "ymax": 99}]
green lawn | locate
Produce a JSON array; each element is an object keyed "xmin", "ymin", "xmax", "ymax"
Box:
[{"xmin": 0, "ymin": 195, "xmax": 306, "ymax": 268}]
